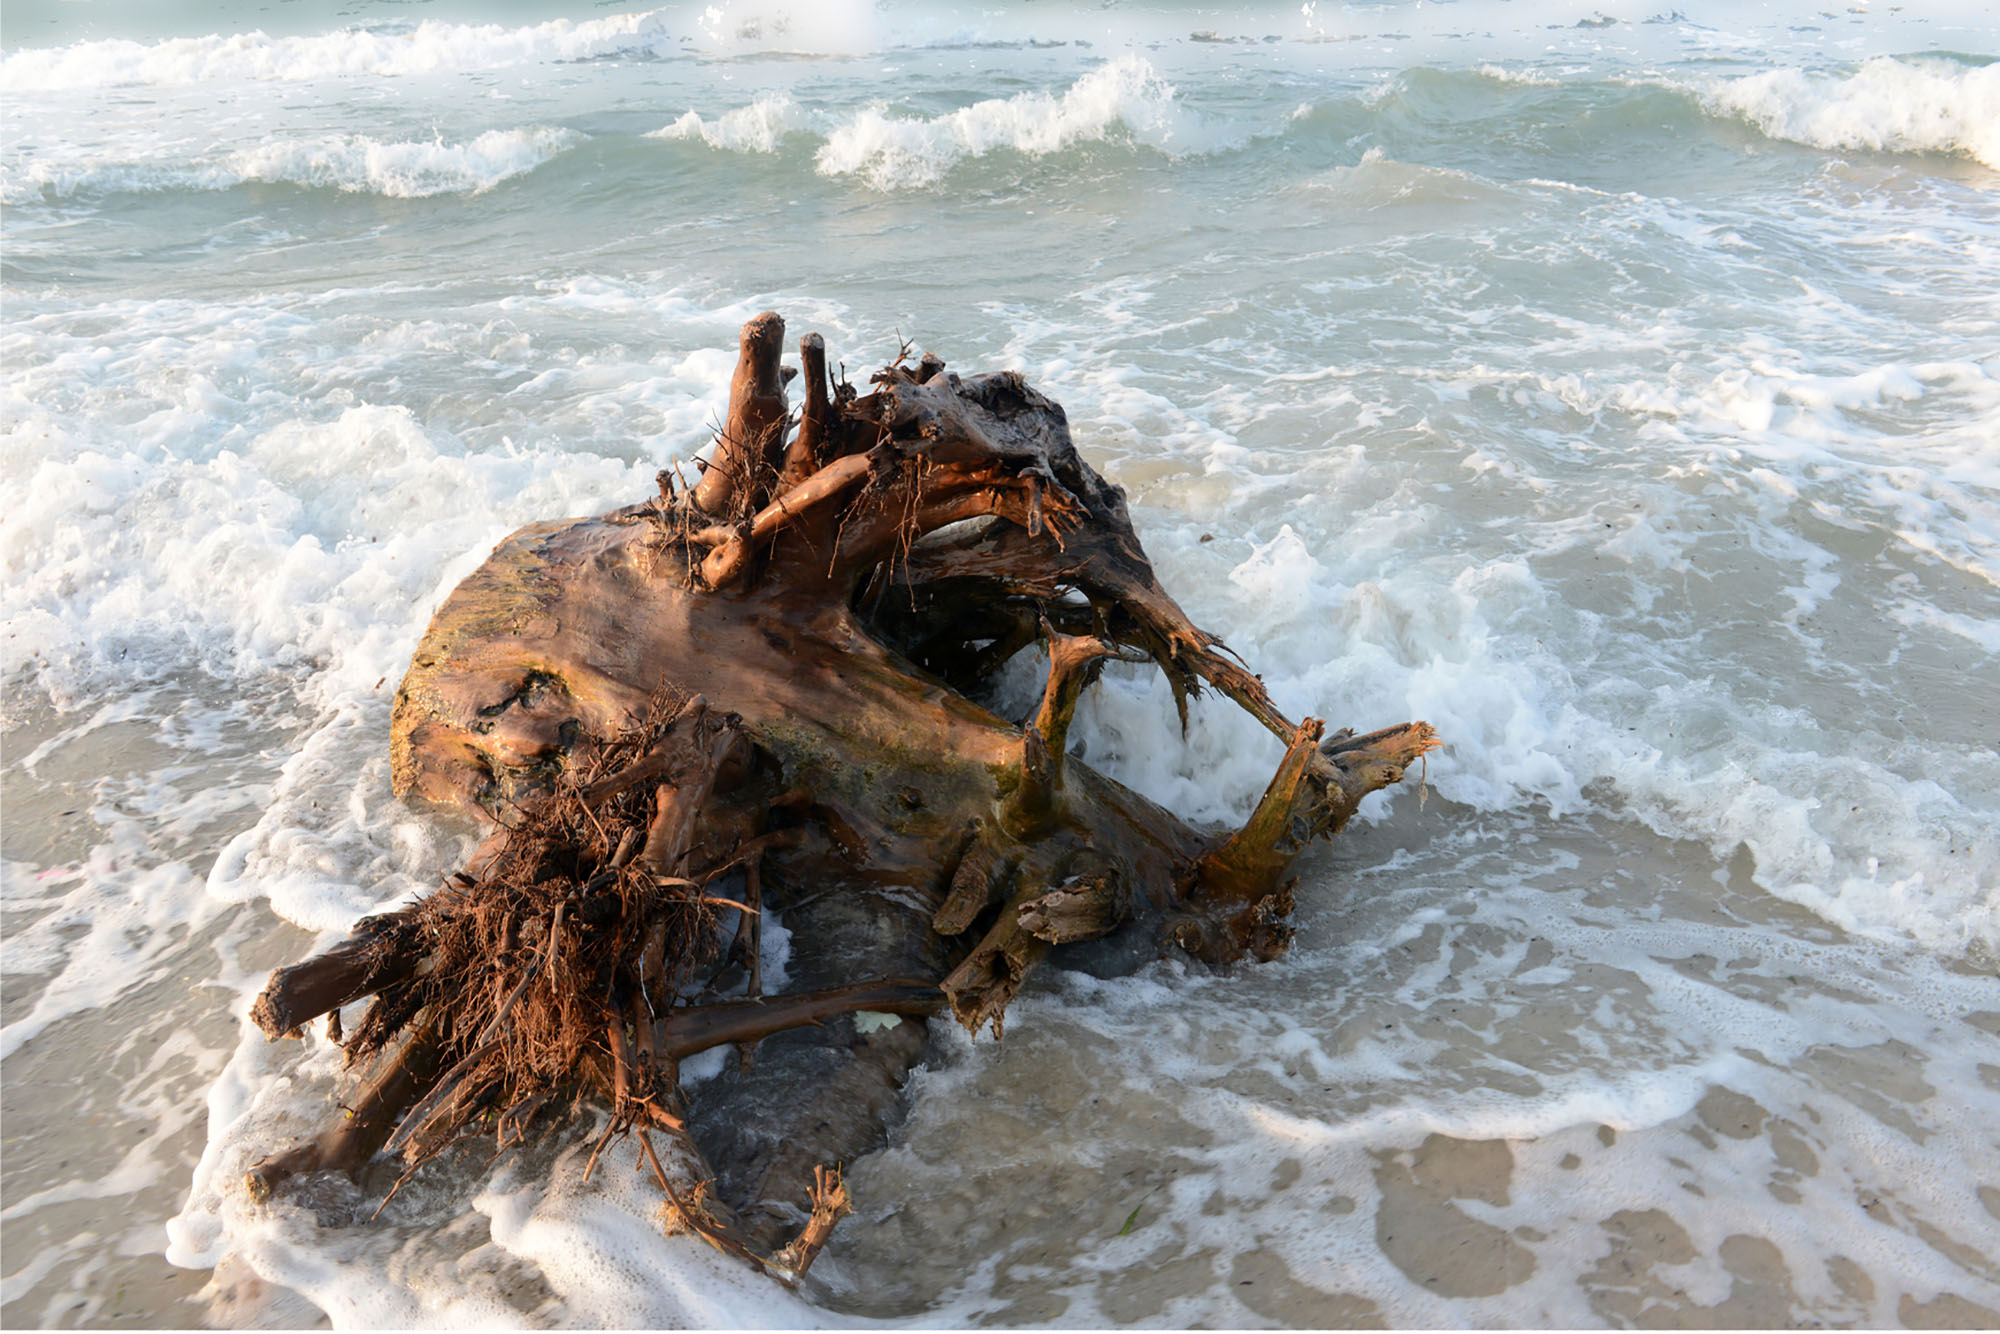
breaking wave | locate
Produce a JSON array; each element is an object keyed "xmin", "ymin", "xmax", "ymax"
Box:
[
  {"xmin": 0, "ymin": 12, "xmax": 674, "ymax": 90},
  {"xmin": 1698, "ymin": 55, "xmax": 2000, "ymax": 168},
  {"xmin": 818, "ymin": 55, "xmax": 1222, "ymax": 188},
  {"xmin": 649, "ymin": 94, "xmax": 811, "ymax": 154},
  {"xmin": 4, "ymin": 127, "xmax": 582, "ymax": 202},
  {"xmin": 653, "ymin": 55, "xmax": 1225, "ymax": 190}
]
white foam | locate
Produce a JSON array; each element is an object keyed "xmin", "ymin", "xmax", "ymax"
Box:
[
  {"xmin": 1476, "ymin": 63, "xmax": 1565, "ymax": 87},
  {"xmin": 1699, "ymin": 57, "xmax": 2000, "ymax": 169},
  {"xmin": 814, "ymin": 54, "xmax": 1224, "ymax": 190},
  {"xmin": 0, "ymin": 11, "xmax": 675, "ymax": 91},
  {"xmin": 0, "ymin": 291, "xmax": 720, "ymax": 708},
  {"xmin": 825, "ymin": 895, "xmax": 2000, "ymax": 1325},
  {"xmin": 0, "ymin": 854, "xmax": 206, "ymax": 1062},
  {"xmin": 233, "ymin": 127, "xmax": 581, "ymax": 199},
  {"xmin": 8, "ymin": 26, "xmax": 1999, "ymax": 1314},
  {"xmin": 170, "ymin": 1031, "xmax": 828, "ymax": 1326},
  {"xmin": 649, "ymin": 94, "xmax": 810, "ymax": 154},
  {"xmin": 1048, "ymin": 337, "xmax": 2000, "ymax": 955},
  {"xmin": 5, "ymin": 127, "xmax": 580, "ymax": 203}
]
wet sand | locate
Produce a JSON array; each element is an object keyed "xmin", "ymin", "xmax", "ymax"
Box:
[{"xmin": 12, "ymin": 684, "xmax": 1992, "ymax": 1327}]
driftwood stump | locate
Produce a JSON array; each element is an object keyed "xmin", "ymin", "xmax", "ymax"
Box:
[{"xmin": 245, "ymin": 314, "xmax": 1439, "ymax": 1281}]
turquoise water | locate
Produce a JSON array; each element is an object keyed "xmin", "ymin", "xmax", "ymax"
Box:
[{"xmin": 4, "ymin": 0, "xmax": 1998, "ymax": 1325}]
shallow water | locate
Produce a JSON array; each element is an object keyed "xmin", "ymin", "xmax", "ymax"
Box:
[{"xmin": 4, "ymin": 0, "xmax": 1998, "ymax": 1326}]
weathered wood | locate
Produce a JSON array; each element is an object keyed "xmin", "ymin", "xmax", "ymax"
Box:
[
  {"xmin": 777, "ymin": 331, "xmax": 832, "ymax": 491},
  {"xmin": 248, "ymin": 910, "xmax": 421, "ymax": 1040},
  {"xmin": 245, "ymin": 1017, "xmax": 446, "ymax": 1200},
  {"xmin": 249, "ymin": 312, "xmax": 1439, "ymax": 1283},
  {"xmin": 692, "ymin": 311, "xmax": 790, "ymax": 518}
]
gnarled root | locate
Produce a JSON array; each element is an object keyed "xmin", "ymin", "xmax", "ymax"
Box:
[{"xmin": 247, "ymin": 313, "xmax": 1440, "ymax": 1281}]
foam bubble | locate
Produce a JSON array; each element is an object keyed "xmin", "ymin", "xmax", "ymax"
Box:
[
  {"xmin": 0, "ymin": 853, "xmax": 206, "ymax": 1062},
  {"xmin": 0, "ymin": 291, "xmax": 720, "ymax": 710},
  {"xmin": 9, "ymin": 25, "xmax": 1999, "ymax": 1319},
  {"xmin": 1046, "ymin": 338, "xmax": 2000, "ymax": 956},
  {"xmin": 170, "ymin": 1032, "xmax": 830, "ymax": 1326}
]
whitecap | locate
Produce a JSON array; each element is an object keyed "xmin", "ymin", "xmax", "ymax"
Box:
[
  {"xmin": 229, "ymin": 127, "xmax": 582, "ymax": 198},
  {"xmin": 649, "ymin": 94, "xmax": 811, "ymax": 154},
  {"xmin": 813, "ymin": 54, "xmax": 1228, "ymax": 190},
  {"xmin": 0, "ymin": 11, "xmax": 675, "ymax": 91},
  {"xmin": 4, "ymin": 127, "xmax": 582, "ymax": 202},
  {"xmin": 1698, "ymin": 56, "xmax": 2000, "ymax": 169}
]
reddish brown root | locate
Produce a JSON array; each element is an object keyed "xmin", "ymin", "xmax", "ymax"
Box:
[
  {"xmin": 768, "ymin": 1165, "xmax": 852, "ymax": 1282},
  {"xmin": 245, "ymin": 1018, "xmax": 445, "ymax": 1201},
  {"xmin": 692, "ymin": 311, "xmax": 791, "ymax": 518},
  {"xmin": 251, "ymin": 313, "xmax": 1442, "ymax": 1284},
  {"xmin": 249, "ymin": 910, "xmax": 424, "ymax": 1040}
]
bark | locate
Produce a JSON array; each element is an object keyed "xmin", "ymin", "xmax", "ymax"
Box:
[
  {"xmin": 248, "ymin": 909, "xmax": 423, "ymax": 1040},
  {"xmin": 246, "ymin": 314, "xmax": 1440, "ymax": 1282}
]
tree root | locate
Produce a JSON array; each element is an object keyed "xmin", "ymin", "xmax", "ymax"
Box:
[{"xmin": 248, "ymin": 314, "xmax": 1441, "ymax": 1283}]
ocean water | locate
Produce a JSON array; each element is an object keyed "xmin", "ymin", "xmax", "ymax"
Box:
[{"xmin": 4, "ymin": 0, "xmax": 1998, "ymax": 1325}]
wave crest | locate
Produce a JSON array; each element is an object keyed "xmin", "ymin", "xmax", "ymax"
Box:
[
  {"xmin": 233, "ymin": 127, "xmax": 582, "ymax": 197},
  {"xmin": 4, "ymin": 127, "xmax": 580, "ymax": 202},
  {"xmin": 649, "ymin": 94, "xmax": 810, "ymax": 153},
  {"xmin": 813, "ymin": 54, "xmax": 1220, "ymax": 189},
  {"xmin": 0, "ymin": 12, "xmax": 672, "ymax": 91},
  {"xmin": 1701, "ymin": 56, "xmax": 2000, "ymax": 168}
]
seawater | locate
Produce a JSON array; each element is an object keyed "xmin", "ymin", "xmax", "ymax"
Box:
[{"xmin": 4, "ymin": 0, "xmax": 1998, "ymax": 1326}]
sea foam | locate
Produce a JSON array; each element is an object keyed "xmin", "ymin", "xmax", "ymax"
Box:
[
  {"xmin": 650, "ymin": 94, "xmax": 811, "ymax": 154},
  {"xmin": 813, "ymin": 54, "xmax": 1221, "ymax": 189},
  {"xmin": 230, "ymin": 127, "xmax": 582, "ymax": 198},
  {"xmin": 1700, "ymin": 56, "xmax": 2000, "ymax": 169},
  {"xmin": 4, "ymin": 127, "xmax": 581, "ymax": 202},
  {"xmin": 649, "ymin": 54, "xmax": 1216, "ymax": 187},
  {"xmin": 0, "ymin": 11, "xmax": 674, "ymax": 91}
]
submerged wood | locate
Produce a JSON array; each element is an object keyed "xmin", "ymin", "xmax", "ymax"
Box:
[{"xmin": 246, "ymin": 314, "xmax": 1440, "ymax": 1279}]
